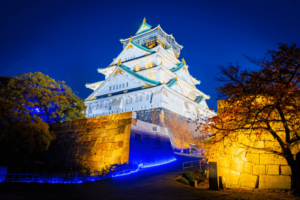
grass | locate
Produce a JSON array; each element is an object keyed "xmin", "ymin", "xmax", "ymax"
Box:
[
  {"xmin": 183, "ymin": 172, "xmax": 196, "ymax": 181},
  {"xmin": 177, "ymin": 177, "xmax": 189, "ymax": 185}
]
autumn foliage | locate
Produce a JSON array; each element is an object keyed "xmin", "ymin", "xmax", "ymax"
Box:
[
  {"xmin": 0, "ymin": 72, "xmax": 86, "ymax": 152},
  {"xmin": 196, "ymin": 44, "xmax": 300, "ymax": 188}
]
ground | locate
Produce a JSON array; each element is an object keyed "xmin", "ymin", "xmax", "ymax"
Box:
[{"xmin": 0, "ymin": 155, "xmax": 298, "ymax": 200}]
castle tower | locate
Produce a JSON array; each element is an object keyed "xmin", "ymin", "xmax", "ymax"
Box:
[
  {"xmin": 44, "ymin": 19, "xmax": 218, "ymax": 172},
  {"xmin": 85, "ymin": 18, "xmax": 215, "ymax": 120}
]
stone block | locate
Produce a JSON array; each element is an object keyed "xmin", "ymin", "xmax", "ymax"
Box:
[
  {"xmin": 236, "ymin": 148, "xmax": 246, "ymax": 157},
  {"xmin": 111, "ymin": 121, "xmax": 119, "ymax": 129},
  {"xmin": 259, "ymin": 175, "xmax": 291, "ymax": 189},
  {"xmin": 116, "ymin": 112, "xmax": 132, "ymax": 119},
  {"xmin": 95, "ymin": 149, "xmax": 102, "ymax": 155},
  {"xmin": 109, "ymin": 143, "xmax": 117, "ymax": 150},
  {"xmin": 90, "ymin": 135, "xmax": 98, "ymax": 141},
  {"xmin": 291, "ymin": 143, "xmax": 299, "ymax": 155},
  {"xmin": 106, "ymin": 136, "xmax": 116, "ymax": 143},
  {"xmin": 95, "ymin": 143, "xmax": 105, "ymax": 150},
  {"xmin": 241, "ymin": 173, "xmax": 258, "ymax": 188},
  {"xmin": 260, "ymin": 132, "xmax": 274, "ymax": 141},
  {"xmin": 121, "ymin": 154, "xmax": 129, "ymax": 164},
  {"xmin": 218, "ymin": 166, "xmax": 229, "ymax": 178},
  {"xmin": 226, "ymin": 170, "xmax": 241, "ymax": 186},
  {"xmin": 246, "ymin": 154, "xmax": 259, "ymax": 164},
  {"xmin": 124, "ymin": 139, "xmax": 130, "ymax": 147},
  {"xmin": 99, "ymin": 132, "xmax": 106, "ymax": 138},
  {"xmin": 250, "ymin": 134, "xmax": 257, "ymax": 142},
  {"xmin": 88, "ymin": 141, "xmax": 96, "ymax": 147},
  {"xmin": 89, "ymin": 127, "xmax": 107, "ymax": 135},
  {"xmin": 118, "ymin": 119, "xmax": 131, "ymax": 126},
  {"xmin": 224, "ymin": 144, "xmax": 237, "ymax": 155},
  {"xmin": 106, "ymin": 128, "xmax": 119, "ymax": 136},
  {"xmin": 112, "ymin": 148, "xmax": 123, "ymax": 157},
  {"xmin": 116, "ymin": 141, "xmax": 123, "ymax": 148},
  {"xmin": 99, "ymin": 137, "xmax": 107, "ymax": 144},
  {"xmin": 113, "ymin": 156, "xmax": 121, "ymax": 164},
  {"xmin": 103, "ymin": 156, "xmax": 111, "ymax": 163},
  {"xmin": 267, "ymin": 165, "xmax": 279, "ymax": 175},
  {"xmin": 102, "ymin": 150, "xmax": 113, "ymax": 157},
  {"xmin": 115, "ymin": 133, "xmax": 124, "ymax": 142},
  {"xmin": 218, "ymin": 167, "xmax": 240, "ymax": 186},
  {"xmin": 253, "ymin": 165, "xmax": 266, "ymax": 175},
  {"xmin": 219, "ymin": 155, "xmax": 232, "ymax": 168},
  {"xmin": 124, "ymin": 124, "xmax": 131, "ymax": 134},
  {"xmin": 260, "ymin": 154, "xmax": 288, "ymax": 165},
  {"xmin": 280, "ymin": 166, "xmax": 292, "ymax": 175},
  {"xmin": 253, "ymin": 141, "xmax": 264, "ymax": 148},
  {"xmin": 238, "ymin": 135, "xmax": 251, "ymax": 146},
  {"xmin": 244, "ymin": 162, "xmax": 253, "ymax": 174},
  {"xmin": 231, "ymin": 157, "xmax": 245, "ymax": 173}
]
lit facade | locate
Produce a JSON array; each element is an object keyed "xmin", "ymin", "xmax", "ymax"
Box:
[{"xmin": 85, "ymin": 18, "xmax": 215, "ymax": 120}]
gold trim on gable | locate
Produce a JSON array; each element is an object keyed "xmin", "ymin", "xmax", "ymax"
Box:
[{"xmin": 112, "ymin": 68, "xmax": 124, "ymax": 77}]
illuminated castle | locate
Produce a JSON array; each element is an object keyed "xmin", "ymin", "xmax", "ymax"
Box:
[
  {"xmin": 85, "ymin": 18, "xmax": 215, "ymax": 120},
  {"xmin": 45, "ymin": 19, "xmax": 217, "ymax": 174}
]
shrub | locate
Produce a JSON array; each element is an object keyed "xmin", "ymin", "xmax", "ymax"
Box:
[
  {"xmin": 177, "ymin": 177, "xmax": 189, "ymax": 185},
  {"xmin": 183, "ymin": 172, "xmax": 196, "ymax": 181}
]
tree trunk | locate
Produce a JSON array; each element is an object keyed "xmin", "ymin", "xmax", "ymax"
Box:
[{"xmin": 285, "ymin": 149, "xmax": 298, "ymax": 189}]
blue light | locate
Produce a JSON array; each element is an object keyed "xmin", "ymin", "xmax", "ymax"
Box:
[
  {"xmin": 112, "ymin": 158, "xmax": 177, "ymax": 177},
  {"xmin": 112, "ymin": 164, "xmax": 143, "ymax": 177},
  {"xmin": 142, "ymin": 158, "xmax": 177, "ymax": 168}
]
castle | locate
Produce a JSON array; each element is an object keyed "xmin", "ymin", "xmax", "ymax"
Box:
[
  {"xmin": 84, "ymin": 18, "xmax": 215, "ymax": 120},
  {"xmin": 45, "ymin": 19, "xmax": 216, "ymax": 174}
]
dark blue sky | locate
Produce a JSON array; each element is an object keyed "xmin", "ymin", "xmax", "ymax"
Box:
[{"xmin": 1, "ymin": 0, "xmax": 300, "ymax": 110}]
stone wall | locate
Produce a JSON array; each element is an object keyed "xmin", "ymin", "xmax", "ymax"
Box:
[
  {"xmin": 45, "ymin": 108, "xmax": 198, "ymax": 172},
  {"xmin": 45, "ymin": 112, "xmax": 132, "ymax": 172},
  {"xmin": 135, "ymin": 108, "xmax": 199, "ymax": 149},
  {"xmin": 208, "ymin": 101, "xmax": 300, "ymax": 190}
]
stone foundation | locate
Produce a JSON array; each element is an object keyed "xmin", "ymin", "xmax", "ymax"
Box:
[
  {"xmin": 45, "ymin": 108, "xmax": 197, "ymax": 172},
  {"xmin": 209, "ymin": 135, "xmax": 299, "ymax": 190}
]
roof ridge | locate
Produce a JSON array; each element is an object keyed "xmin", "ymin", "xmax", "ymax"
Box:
[
  {"xmin": 131, "ymin": 41, "xmax": 155, "ymax": 53},
  {"xmin": 119, "ymin": 63, "xmax": 161, "ymax": 85},
  {"xmin": 171, "ymin": 62, "xmax": 185, "ymax": 72}
]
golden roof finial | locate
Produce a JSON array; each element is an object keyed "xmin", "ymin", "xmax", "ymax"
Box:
[
  {"xmin": 135, "ymin": 65, "xmax": 140, "ymax": 72},
  {"xmin": 143, "ymin": 17, "xmax": 146, "ymax": 23},
  {"xmin": 117, "ymin": 59, "xmax": 121, "ymax": 66},
  {"xmin": 129, "ymin": 36, "xmax": 133, "ymax": 43},
  {"xmin": 182, "ymin": 58, "xmax": 186, "ymax": 64}
]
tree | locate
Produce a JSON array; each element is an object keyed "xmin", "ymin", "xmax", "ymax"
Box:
[
  {"xmin": 0, "ymin": 72, "xmax": 86, "ymax": 152},
  {"xmin": 197, "ymin": 44, "xmax": 300, "ymax": 188}
]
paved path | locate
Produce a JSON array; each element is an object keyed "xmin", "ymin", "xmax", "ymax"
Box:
[{"xmin": 0, "ymin": 155, "xmax": 296, "ymax": 200}]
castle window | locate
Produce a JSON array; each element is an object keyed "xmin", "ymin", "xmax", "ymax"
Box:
[
  {"xmin": 128, "ymin": 97, "xmax": 132, "ymax": 104},
  {"xmin": 122, "ymin": 83, "xmax": 125, "ymax": 88},
  {"xmin": 146, "ymin": 94, "xmax": 150, "ymax": 101},
  {"xmin": 139, "ymin": 95, "xmax": 142, "ymax": 102},
  {"xmin": 119, "ymin": 84, "xmax": 121, "ymax": 89},
  {"xmin": 109, "ymin": 86, "xmax": 111, "ymax": 91},
  {"xmin": 113, "ymin": 86, "xmax": 115, "ymax": 90},
  {"xmin": 126, "ymin": 82, "xmax": 128, "ymax": 87},
  {"xmin": 135, "ymin": 96, "xmax": 138, "ymax": 102}
]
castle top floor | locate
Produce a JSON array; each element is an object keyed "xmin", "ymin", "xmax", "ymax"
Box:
[{"xmin": 120, "ymin": 18, "xmax": 183, "ymax": 58}]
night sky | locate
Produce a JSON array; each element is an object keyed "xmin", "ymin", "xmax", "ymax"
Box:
[{"xmin": 1, "ymin": 0, "xmax": 300, "ymax": 111}]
